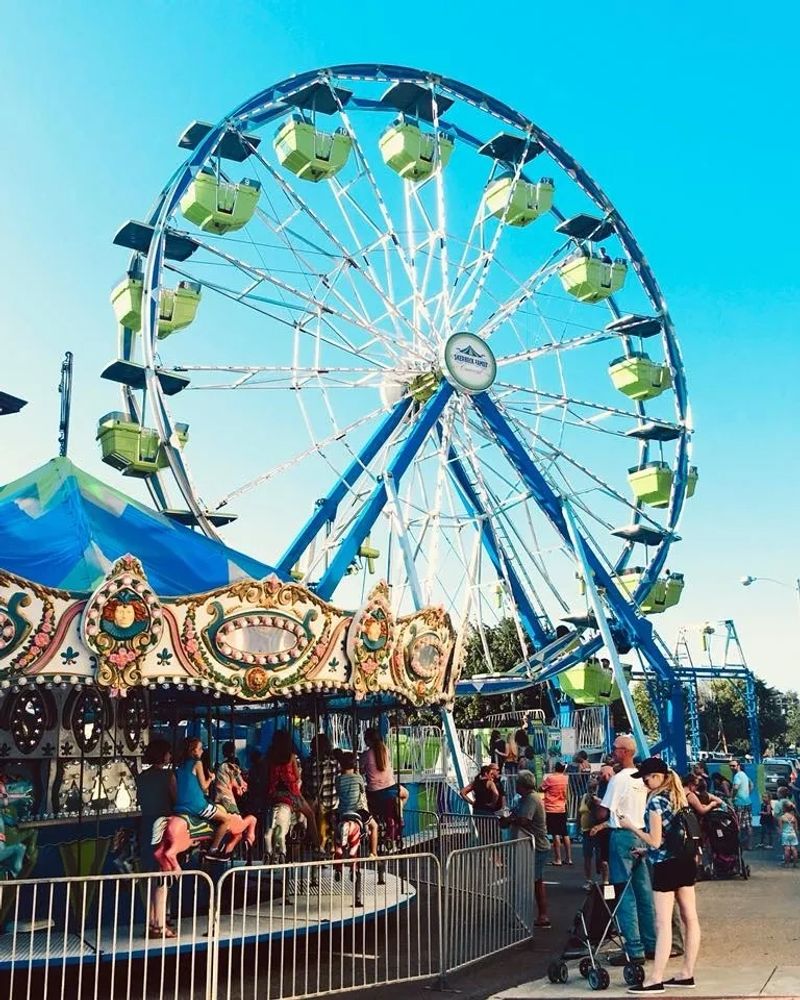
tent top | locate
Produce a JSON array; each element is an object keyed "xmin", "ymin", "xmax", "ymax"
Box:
[{"xmin": 0, "ymin": 457, "xmax": 277, "ymax": 595}]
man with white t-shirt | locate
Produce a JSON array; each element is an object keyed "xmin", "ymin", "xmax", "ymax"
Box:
[{"xmin": 599, "ymin": 735, "xmax": 656, "ymax": 965}]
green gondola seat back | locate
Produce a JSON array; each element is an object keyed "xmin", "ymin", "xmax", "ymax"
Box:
[
  {"xmin": 379, "ymin": 118, "xmax": 455, "ymax": 181},
  {"xmin": 110, "ymin": 275, "xmax": 144, "ymax": 331},
  {"xmin": 97, "ymin": 412, "xmax": 188, "ymax": 478},
  {"xmin": 180, "ymin": 168, "xmax": 262, "ymax": 234},
  {"xmin": 628, "ymin": 462, "xmax": 699, "ymax": 508},
  {"xmin": 157, "ymin": 280, "xmax": 202, "ymax": 338},
  {"xmin": 559, "ymin": 658, "xmax": 624, "ymax": 705},
  {"xmin": 608, "ymin": 353, "xmax": 672, "ymax": 401},
  {"xmin": 274, "ymin": 115, "xmax": 353, "ymax": 182},
  {"xmin": 558, "ymin": 249, "xmax": 627, "ymax": 303},
  {"xmin": 483, "ymin": 173, "xmax": 554, "ymax": 227},
  {"xmin": 615, "ymin": 566, "xmax": 685, "ymax": 615},
  {"xmin": 111, "ymin": 276, "xmax": 201, "ymax": 337}
]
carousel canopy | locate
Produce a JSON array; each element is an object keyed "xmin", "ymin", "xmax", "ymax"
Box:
[{"xmin": 0, "ymin": 457, "xmax": 276, "ymax": 594}]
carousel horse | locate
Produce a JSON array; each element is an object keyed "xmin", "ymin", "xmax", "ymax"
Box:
[
  {"xmin": 152, "ymin": 812, "xmax": 257, "ymax": 873},
  {"xmin": 333, "ymin": 812, "xmax": 366, "ymax": 907},
  {"xmin": 264, "ymin": 803, "xmax": 307, "ymax": 863},
  {"xmin": 333, "ymin": 812, "xmax": 364, "ymax": 861}
]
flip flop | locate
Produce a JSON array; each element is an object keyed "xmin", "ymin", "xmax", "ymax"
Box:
[{"xmin": 149, "ymin": 924, "xmax": 177, "ymax": 939}]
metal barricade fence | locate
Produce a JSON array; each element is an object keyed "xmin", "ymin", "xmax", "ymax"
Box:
[
  {"xmin": 438, "ymin": 812, "xmax": 504, "ymax": 866},
  {"xmin": 567, "ymin": 771, "xmax": 593, "ymax": 825},
  {"xmin": 401, "ymin": 809, "xmax": 441, "ymax": 854},
  {"xmin": 210, "ymin": 852, "xmax": 442, "ymax": 1000},
  {"xmin": 0, "ymin": 868, "xmax": 214, "ymax": 1000},
  {"xmin": 443, "ymin": 836, "xmax": 535, "ymax": 974}
]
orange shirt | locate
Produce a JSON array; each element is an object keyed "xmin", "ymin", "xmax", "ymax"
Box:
[{"xmin": 540, "ymin": 772, "xmax": 569, "ymax": 814}]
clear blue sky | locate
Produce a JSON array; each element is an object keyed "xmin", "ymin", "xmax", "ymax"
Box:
[{"xmin": 1, "ymin": 2, "xmax": 798, "ymax": 690}]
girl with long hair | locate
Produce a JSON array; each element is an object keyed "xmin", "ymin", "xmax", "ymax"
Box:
[
  {"xmin": 360, "ymin": 727, "xmax": 408, "ymax": 816},
  {"xmin": 265, "ymin": 729, "xmax": 320, "ymax": 848},
  {"xmin": 620, "ymin": 758, "xmax": 701, "ymax": 994},
  {"xmin": 174, "ymin": 737, "xmax": 233, "ymax": 858}
]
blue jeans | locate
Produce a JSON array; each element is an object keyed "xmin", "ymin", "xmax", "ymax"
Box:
[{"xmin": 609, "ymin": 829, "xmax": 656, "ymax": 958}]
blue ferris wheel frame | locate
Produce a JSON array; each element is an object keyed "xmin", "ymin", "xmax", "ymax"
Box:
[{"xmin": 128, "ymin": 64, "xmax": 691, "ymax": 770}]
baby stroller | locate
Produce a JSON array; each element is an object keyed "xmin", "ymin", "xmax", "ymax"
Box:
[
  {"xmin": 546, "ymin": 858, "xmax": 648, "ymax": 992},
  {"xmin": 705, "ymin": 806, "xmax": 750, "ymax": 879}
]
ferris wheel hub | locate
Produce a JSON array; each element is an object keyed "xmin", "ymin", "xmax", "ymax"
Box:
[{"xmin": 440, "ymin": 332, "xmax": 497, "ymax": 395}]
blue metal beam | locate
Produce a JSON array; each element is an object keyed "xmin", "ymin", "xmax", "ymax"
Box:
[
  {"xmin": 315, "ymin": 383, "xmax": 454, "ymax": 601},
  {"xmin": 277, "ymin": 396, "xmax": 413, "ymax": 577},
  {"xmin": 564, "ymin": 500, "xmax": 650, "ymax": 759},
  {"xmin": 439, "ymin": 432, "xmax": 551, "ymax": 649},
  {"xmin": 470, "ymin": 391, "xmax": 687, "ymax": 770}
]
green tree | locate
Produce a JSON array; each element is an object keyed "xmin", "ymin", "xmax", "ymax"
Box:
[
  {"xmin": 630, "ymin": 682, "xmax": 659, "ymax": 740},
  {"xmin": 453, "ymin": 618, "xmax": 545, "ymax": 725}
]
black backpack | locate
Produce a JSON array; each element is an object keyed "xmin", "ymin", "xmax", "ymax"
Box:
[{"xmin": 665, "ymin": 807, "xmax": 702, "ymax": 861}]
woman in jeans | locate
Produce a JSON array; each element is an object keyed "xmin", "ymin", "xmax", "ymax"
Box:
[{"xmin": 620, "ymin": 757, "xmax": 701, "ymax": 994}]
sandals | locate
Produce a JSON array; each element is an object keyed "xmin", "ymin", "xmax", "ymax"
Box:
[{"xmin": 149, "ymin": 924, "xmax": 177, "ymax": 938}]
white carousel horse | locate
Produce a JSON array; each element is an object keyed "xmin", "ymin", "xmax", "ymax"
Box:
[{"xmin": 264, "ymin": 803, "xmax": 306, "ymax": 862}]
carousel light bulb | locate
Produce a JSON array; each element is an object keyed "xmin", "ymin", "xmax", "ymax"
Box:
[{"xmin": 53, "ymin": 674, "xmax": 62, "ymax": 685}]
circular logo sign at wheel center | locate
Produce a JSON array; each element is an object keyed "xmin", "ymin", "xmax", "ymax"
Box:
[{"xmin": 440, "ymin": 332, "xmax": 497, "ymax": 395}]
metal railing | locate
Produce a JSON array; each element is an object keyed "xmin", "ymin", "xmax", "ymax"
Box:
[
  {"xmin": 566, "ymin": 771, "xmax": 593, "ymax": 824},
  {"xmin": 438, "ymin": 812, "xmax": 504, "ymax": 865},
  {"xmin": 0, "ymin": 834, "xmax": 545, "ymax": 999},
  {"xmin": 387, "ymin": 726, "xmax": 446, "ymax": 777},
  {"xmin": 443, "ymin": 836, "xmax": 535, "ymax": 974},
  {"xmin": 0, "ymin": 868, "xmax": 214, "ymax": 1000},
  {"xmin": 210, "ymin": 853, "xmax": 442, "ymax": 1000}
]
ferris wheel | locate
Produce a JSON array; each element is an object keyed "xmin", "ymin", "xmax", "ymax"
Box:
[{"xmin": 100, "ymin": 64, "xmax": 694, "ymax": 694}]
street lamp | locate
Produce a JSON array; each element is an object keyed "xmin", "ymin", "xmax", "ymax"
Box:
[{"xmin": 740, "ymin": 575, "xmax": 800, "ymax": 613}]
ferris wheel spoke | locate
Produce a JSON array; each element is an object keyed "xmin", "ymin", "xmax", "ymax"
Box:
[
  {"xmin": 477, "ymin": 394, "xmax": 667, "ymax": 535},
  {"xmin": 244, "ymin": 143, "xmax": 424, "ymax": 347},
  {"xmin": 474, "ymin": 244, "xmax": 572, "ymax": 342},
  {"xmin": 165, "ymin": 261, "xmax": 399, "ymax": 371},
  {"xmin": 171, "ymin": 235, "xmax": 416, "ymax": 365},
  {"xmin": 494, "ymin": 326, "xmax": 617, "ymax": 367},
  {"xmin": 324, "ymin": 81, "xmax": 427, "ymax": 340},
  {"xmin": 493, "ymin": 383, "xmax": 680, "ymax": 429},
  {"xmin": 450, "ymin": 406, "xmax": 548, "ymax": 650},
  {"xmin": 210, "ymin": 403, "xmax": 387, "ymax": 510},
  {"xmin": 450, "ymin": 143, "xmax": 534, "ymax": 331},
  {"xmin": 427, "ymin": 83, "xmax": 453, "ymax": 340}
]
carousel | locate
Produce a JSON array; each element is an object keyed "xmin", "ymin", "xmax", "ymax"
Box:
[{"xmin": 0, "ymin": 456, "xmax": 461, "ymax": 892}]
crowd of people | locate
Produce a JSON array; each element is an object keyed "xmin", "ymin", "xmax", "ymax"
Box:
[
  {"xmin": 136, "ymin": 727, "xmax": 408, "ymax": 869},
  {"xmin": 135, "ymin": 723, "xmax": 796, "ymax": 989},
  {"xmin": 459, "ymin": 733, "xmax": 797, "ymax": 994}
]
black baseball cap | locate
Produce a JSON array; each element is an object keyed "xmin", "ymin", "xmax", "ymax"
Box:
[{"xmin": 631, "ymin": 757, "xmax": 669, "ymax": 779}]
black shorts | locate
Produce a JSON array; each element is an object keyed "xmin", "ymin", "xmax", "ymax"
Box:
[
  {"xmin": 651, "ymin": 856, "xmax": 697, "ymax": 893},
  {"xmin": 546, "ymin": 812, "xmax": 568, "ymax": 838},
  {"xmin": 593, "ymin": 827, "xmax": 610, "ymax": 863}
]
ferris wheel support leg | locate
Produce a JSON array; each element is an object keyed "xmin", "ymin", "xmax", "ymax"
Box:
[
  {"xmin": 276, "ymin": 396, "xmax": 413, "ymax": 578},
  {"xmin": 470, "ymin": 391, "xmax": 688, "ymax": 771},
  {"xmin": 441, "ymin": 438, "xmax": 551, "ymax": 648},
  {"xmin": 315, "ymin": 384, "xmax": 453, "ymax": 601},
  {"xmin": 744, "ymin": 671, "xmax": 762, "ymax": 763},
  {"xmin": 684, "ymin": 679, "xmax": 701, "ymax": 762},
  {"xmin": 562, "ymin": 501, "xmax": 650, "ymax": 760}
]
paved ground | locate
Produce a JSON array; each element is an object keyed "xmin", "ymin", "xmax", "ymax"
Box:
[{"xmin": 381, "ymin": 849, "xmax": 800, "ymax": 1000}]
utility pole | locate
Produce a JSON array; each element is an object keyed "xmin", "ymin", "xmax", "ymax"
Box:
[{"xmin": 58, "ymin": 352, "xmax": 74, "ymax": 458}]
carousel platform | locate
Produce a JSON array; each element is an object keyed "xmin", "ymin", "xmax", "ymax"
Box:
[{"xmin": 0, "ymin": 868, "xmax": 416, "ymax": 970}]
